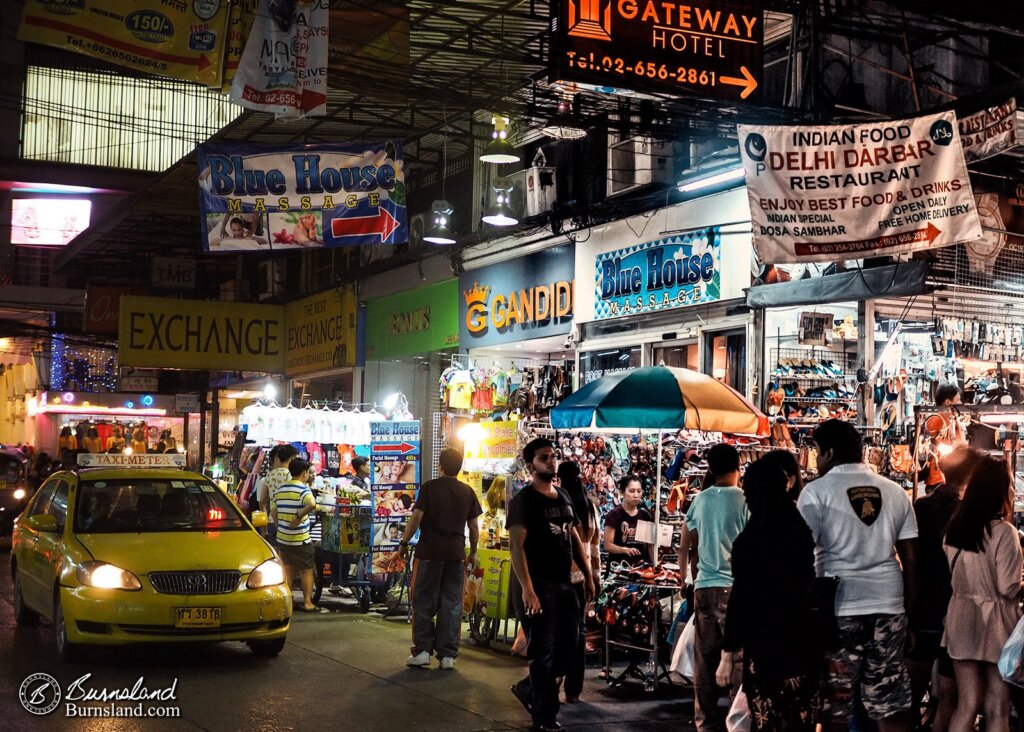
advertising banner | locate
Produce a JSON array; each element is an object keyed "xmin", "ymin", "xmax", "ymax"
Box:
[
  {"xmin": 118, "ymin": 295, "xmax": 285, "ymax": 372},
  {"xmin": 593, "ymin": 228, "xmax": 720, "ymax": 320},
  {"xmin": 739, "ymin": 111, "xmax": 982, "ymax": 262},
  {"xmin": 464, "ymin": 548, "xmax": 512, "ymax": 620},
  {"xmin": 959, "ymin": 98, "xmax": 1019, "ymax": 163},
  {"xmin": 198, "ymin": 142, "xmax": 407, "ymax": 252},
  {"xmin": 284, "ymin": 286, "xmax": 357, "ymax": 376},
  {"xmin": 369, "ymin": 421, "xmax": 420, "ymax": 575},
  {"xmin": 459, "ymin": 244, "xmax": 575, "ymax": 348},
  {"xmin": 365, "ymin": 280, "xmax": 459, "ymax": 360},
  {"xmin": 229, "ymin": 0, "xmax": 328, "ymax": 118},
  {"xmin": 549, "ymin": 0, "xmax": 763, "ymax": 102},
  {"xmin": 18, "ymin": 0, "xmax": 229, "ymax": 88},
  {"xmin": 220, "ymin": 0, "xmax": 259, "ymax": 92}
]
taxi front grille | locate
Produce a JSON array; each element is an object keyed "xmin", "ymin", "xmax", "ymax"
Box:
[{"xmin": 148, "ymin": 571, "xmax": 241, "ymax": 595}]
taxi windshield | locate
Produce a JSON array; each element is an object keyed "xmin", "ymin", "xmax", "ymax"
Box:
[{"xmin": 74, "ymin": 478, "xmax": 246, "ymax": 533}]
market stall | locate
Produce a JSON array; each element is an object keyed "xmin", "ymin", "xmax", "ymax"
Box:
[{"xmin": 551, "ymin": 365, "xmax": 769, "ymax": 690}]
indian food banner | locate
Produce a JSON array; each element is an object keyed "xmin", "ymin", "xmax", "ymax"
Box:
[
  {"xmin": 229, "ymin": 0, "xmax": 328, "ymax": 118},
  {"xmin": 958, "ymin": 98, "xmax": 1019, "ymax": 163},
  {"xmin": 197, "ymin": 141, "xmax": 407, "ymax": 251},
  {"xmin": 739, "ymin": 111, "xmax": 982, "ymax": 262},
  {"xmin": 18, "ymin": 0, "xmax": 230, "ymax": 88}
]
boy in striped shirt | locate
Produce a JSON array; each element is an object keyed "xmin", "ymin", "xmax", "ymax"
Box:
[{"xmin": 271, "ymin": 458, "xmax": 320, "ymax": 612}]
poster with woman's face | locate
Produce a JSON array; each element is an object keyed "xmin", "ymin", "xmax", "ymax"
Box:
[
  {"xmin": 372, "ymin": 457, "xmax": 419, "ymax": 486},
  {"xmin": 373, "ymin": 489, "xmax": 416, "ymax": 517},
  {"xmin": 372, "ymin": 520, "xmax": 407, "ymax": 546}
]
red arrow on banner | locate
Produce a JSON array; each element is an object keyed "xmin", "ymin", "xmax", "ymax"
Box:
[
  {"xmin": 372, "ymin": 442, "xmax": 417, "ymax": 454},
  {"xmin": 330, "ymin": 208, "xmax": 400, "ymax": 242},
  {"xmin": 795, "ymin": 222, "xmax": 941, "ymax": 256},
  {"xmin": 720, "ymin": 66, "xmax": 758, "ymax": 99}
]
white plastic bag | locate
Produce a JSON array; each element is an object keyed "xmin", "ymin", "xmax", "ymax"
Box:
[
  {"xmin": 727, "ymin": 686, "xmax": 751, "ymax": 732},
  {"xmin": 999, "ymin": 615, "xmax": 1024, "ymax": 687},
  {"xmin": 671, "ymin": 617, "xmax": 696, "ymax": 679}
]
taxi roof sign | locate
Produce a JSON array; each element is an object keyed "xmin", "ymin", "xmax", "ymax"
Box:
[{"xmin": 77, "ymin": 453, "xmax": 187, "ymax": 469}]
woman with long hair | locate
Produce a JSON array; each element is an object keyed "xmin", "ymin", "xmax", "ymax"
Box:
[
  {"xmin": 717, "ymin": 456, "xmax": 818, "ymax": 731},
  {"xmin": 943, "ymin": 455, "xmax": 1023, "ymax": 732},
  {"xmin": 756, "ymin": 449, "xmax": 804, "ymax": 501},
  {"xmin": 557, "ymin": 460, "xmax": 600, "ymax": 704}
]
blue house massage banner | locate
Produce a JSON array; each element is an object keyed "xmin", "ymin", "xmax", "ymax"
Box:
[{"xmin": 197, "ymin": 141, "xmax": 407, "ymax": 252}]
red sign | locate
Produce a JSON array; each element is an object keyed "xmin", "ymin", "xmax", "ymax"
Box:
[
  {"xmin": 85, "ymin": 285, "xmax": 133, "ymax": 334},
  {"xmin": 371, "ymin": 442, "xmax": 417, "ymax": 455},
  {"xmin": 549, "ymin": 0, "xmax": 763, "ymax": 102}
]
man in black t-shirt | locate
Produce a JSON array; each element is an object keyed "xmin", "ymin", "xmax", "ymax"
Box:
[
  {"xmin": 508, "ymin": 438, "xmax": 596, "ymax": 732},
  {"xmin": 393, "ymin": 448, "xmax": 482, "ymax": 670}
]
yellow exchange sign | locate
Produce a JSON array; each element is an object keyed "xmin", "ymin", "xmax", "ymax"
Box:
[{"xmin": 119, "ymin": 296, "xmax": 285, "ymax": 372}]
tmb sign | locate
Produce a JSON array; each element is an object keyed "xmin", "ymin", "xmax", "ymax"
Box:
[{"xmin": 549, "ymin": 0, "xmax": 763, "ymax": 102}]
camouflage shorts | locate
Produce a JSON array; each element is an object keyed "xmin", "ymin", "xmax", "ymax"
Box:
[{"xmin": 819, "ymin": 613, "xmax": 912, "ymax": 723}]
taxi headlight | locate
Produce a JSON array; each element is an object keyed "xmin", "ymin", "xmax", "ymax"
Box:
[
  {"xmin": 13, "ymin": 488, "xmax": 26, "ymax": 500},
  {"xmin": 247, "ymin": 559, "xmax": 285, "ymax": 589},
  {"xmin": 77, "ymin": 561, "xmax": 142, "ymax": 591}
]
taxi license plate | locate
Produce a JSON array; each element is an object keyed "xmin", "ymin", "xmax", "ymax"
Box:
[{"xmin": 174, "ymin": 607, "xmax": 222, "ymax": 629}]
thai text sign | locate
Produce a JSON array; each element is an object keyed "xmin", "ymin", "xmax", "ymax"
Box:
[
  {"xmin": 197, "ymin": 142, "xmax": 407, "ymax": 252},
  {"xmin": 284, "ymin": 286, "xmax": 356, "ymax": 376},
  {"xmin": 739, "ymin": 111, "xmax": 982, "ymax": 262},
  {"xmin": 118, "ymin": 295, "xmax": 284, "ymax": 372},
  {"xmin": 549, "ymin": 0, "xmax": 763, "ymax": 102},
  {"xmin": 459, "ymin": 245, "xmax": 575, "ymax": 348},
  {"xmin": 593, "ymin": 228, "xmax": 720, "ymax": 320},
  {"xmin": 18, "ymin": 0, "xmax": 229, "ymax": 88}
]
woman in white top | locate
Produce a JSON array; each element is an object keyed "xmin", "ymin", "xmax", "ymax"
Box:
[{"xmin": 943, "ymin": 455, "xmax": 1023, "ymax": 732}]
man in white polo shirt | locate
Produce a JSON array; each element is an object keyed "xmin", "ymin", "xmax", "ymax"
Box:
[{"xmin": 798, "ymin": 419, "xmax": 918, "ymax": 732}]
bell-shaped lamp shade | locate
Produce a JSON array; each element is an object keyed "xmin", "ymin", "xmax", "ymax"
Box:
[
  {"xmin": 480, "ymin": 114, "xmax": 519, "ymax": 164},
  {"xmin": 482, "ymin": 178, "xmax": 518, "ymax": 227},
  {"xmin": 541, "ymin": 100, "xmax": 587, "ymax": 140},
  {"xmin": 423, "ymin": 200, "xmax": 456, "ymax": 245}
]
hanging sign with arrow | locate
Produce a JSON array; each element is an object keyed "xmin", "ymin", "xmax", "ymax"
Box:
[
  {"xmin": 548, "ymin": 0, "xmax": 763, "ymax": 103},
  {"xmin": 17, "ymin": 0, "xmax": 230, "ymax": 88},
  {"xmin": 739, "ymin": 111, "xmax": 983, "ymax": 262},
  {"xmin": 197, "ymin": 141, "xmax": 408, "ymax": 251}
]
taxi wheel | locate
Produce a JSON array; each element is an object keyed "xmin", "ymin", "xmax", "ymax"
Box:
[
  {"xmin": 12, "ymin": 568, "xmax": 38, "ymax": 626},
  {"xmin": 248, "ymin": 637, "xmax": 286, "ymax": 657},
  {"xmin": 54, "ymin": 594, "xmax": 82, "ymax": 662}
]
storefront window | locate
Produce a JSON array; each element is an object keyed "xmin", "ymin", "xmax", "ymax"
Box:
[
  {"xmin": 579, "ymin": 346, "xmax": 641, "ymax": 385},
  {"xmin": 706, "ymin": 330, "xmax": 746, "ymax": 394},
  {"xmin": 653, "ymin": 343, "xmax": 698, "ymax": 370}
]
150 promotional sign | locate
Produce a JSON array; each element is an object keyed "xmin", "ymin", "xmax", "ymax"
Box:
[
  {"xmin": 459, "ymin": 245, "xmax": 575, "ymax": 348},
  {"xmin": 198, "ymin": 142, "xmax": 407, "ymax": 252},
  {"xmin": 594, "ymin": 228, "xmax": 720, "ymax": 320},
  {"xmin": 18, "ymin": 0, "xmax": 230, "ymax": 88},
  {"xmin": 739, "ymin": 111, "xmax": 982, "ymax": 262},
  {"xmin": 550, "ymin": 0, "xmax": 763, "ymax": 102}
]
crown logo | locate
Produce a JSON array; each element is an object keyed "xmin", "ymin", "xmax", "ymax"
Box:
[{"xmin": 463, "ymin": 283, "xmax": 490, "ymax": 306}]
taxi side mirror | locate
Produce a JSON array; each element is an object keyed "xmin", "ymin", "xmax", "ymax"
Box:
[
  {"xmin": 250, "ymin": 510, "xmax": 268, "ymax": 529},
  {"xmin": 27, "ymin": 514, "xmax": 59, "ymax": 532}
]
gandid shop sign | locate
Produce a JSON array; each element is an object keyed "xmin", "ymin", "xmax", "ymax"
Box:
[
  {"xmin": 459, "ymin": 244, "xmax": 575, "ymax": 348},
  {"xmin": 593, "ymin": 227, "xmax": 721, "ymax": 320}
]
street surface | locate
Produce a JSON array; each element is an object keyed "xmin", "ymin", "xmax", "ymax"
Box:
[{"xmin": 0, "ymin": 555, "xmax": 694, "ymax": 731}]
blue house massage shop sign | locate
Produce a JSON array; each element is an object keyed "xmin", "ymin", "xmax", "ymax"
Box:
[{"xmin": 593, "ymin": 227, "xmax": 721, "ymax": 320}]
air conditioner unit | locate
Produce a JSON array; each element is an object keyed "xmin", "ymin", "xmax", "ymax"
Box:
[
  {"xmin": 607, "ymin": 136, "xmax": 674, "ymax": 197},
  {"xmin": 507, "ymin": 166, "xmax": 556, "ymax": 218},
  {"xmin": 257, "ymin": 260, "xmax": 286, "ymax": 302}
]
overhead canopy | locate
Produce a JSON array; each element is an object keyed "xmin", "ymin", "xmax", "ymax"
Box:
[{"xmin": 746, "ymin": 261, "xmax": 930, "ymax": 309}]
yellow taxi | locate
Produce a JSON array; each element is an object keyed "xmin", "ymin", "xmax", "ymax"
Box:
[{"xmin": 11, "ymin": 453, "xmax": 291, "ymax": 661}]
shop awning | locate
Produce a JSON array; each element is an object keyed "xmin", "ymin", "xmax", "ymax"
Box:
[{"xmin": 745, "ymin": 261, "xmax": 930, "ymax": 309}]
